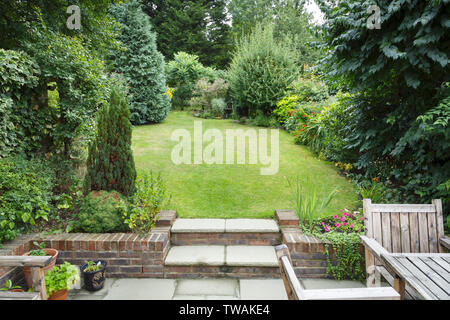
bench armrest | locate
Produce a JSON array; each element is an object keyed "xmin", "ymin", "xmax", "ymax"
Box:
[
  {"xmin": 360, "ymin": 235, "xmax": 390, "ymax": 260},
  {"xmin": 440, "ymin": 236, "xmax": 450, "ymax": 250},
  {"xmin": 0, "ymin": 255, "xmax": 52, "ymax": 267}
]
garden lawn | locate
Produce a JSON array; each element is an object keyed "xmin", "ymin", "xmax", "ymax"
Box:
[{"xmin": 132, "ymin": 112, "xmax": 358, "ymax": 219}]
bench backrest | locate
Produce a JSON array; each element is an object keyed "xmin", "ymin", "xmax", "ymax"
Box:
[{"xmin": 363, "ymin": 199, "xmax": 445, "ymax": 253}]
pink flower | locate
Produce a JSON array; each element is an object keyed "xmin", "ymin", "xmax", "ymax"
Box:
[
  {"xmin": 333, "ymin": 215, "xmax": 338, "ymax": 219},
  {"xmin": 350, "ymin": 224, "xmax": 354, "ymax": 228},
  {"xmin": 343, "ymin": 212, "xmax": 349, "ymax": 217},
  {"xmin": 339, "ymin": 217, "xmax": 345, "ymax": 222},
  {"xmin": 321, "ymin": 222, "xmax": 325, "ymax": 225},
  {"xmin": 339, "ymin": 209, "xmax": 343, "ymax": 212},
  {"xmin": 361, "ymin": 217, "xmax": 364, "ymax": 221},
  {"xmin": 335, "ymin": 223, "xmax": 341, "ymax": 227},
  {"xmin": 324, "ymin": 226, "xmax": 330, "ymax": 232},
  {"xmin": 343, "ymin": 222, "xmax": 347, "ymax": 226}
]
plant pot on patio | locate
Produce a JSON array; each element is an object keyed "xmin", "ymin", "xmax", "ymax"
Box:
[
  {"xmin": 48, "ymin": 289, "xmax": 68, "ymax": 300},
  {"xmin": 80, "ymin": 260, "xmax": 107, "ymax": 291},
  {"xmin": 22, "ymin": 242, "xmax": 58, "ymax": 289}
]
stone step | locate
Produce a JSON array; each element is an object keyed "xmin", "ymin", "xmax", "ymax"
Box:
[
  {"xmin": 164, "ymin": 245, "xmax": 281, "ymax": 279},
  {"xmin": 170, "ymin": 219, "xmax": 281, "ymax": 246}
]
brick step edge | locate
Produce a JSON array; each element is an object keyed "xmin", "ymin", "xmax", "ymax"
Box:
[
  {"xmin": 171, "ymin": 232, "xmax": 282, "ymax": 246},
  {"xmin": 164, "ymin": 265, "xmax": 281, "ymax": 279}
]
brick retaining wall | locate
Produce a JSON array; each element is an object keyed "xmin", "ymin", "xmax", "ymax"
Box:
[{"xmin": 171, "ymin": 232, "xmax": 281, "ymax": 246}]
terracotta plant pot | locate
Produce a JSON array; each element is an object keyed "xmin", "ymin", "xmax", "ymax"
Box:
[
  {"xmin": 48, "ymin": 289, "xmax": 68, "ymax": 300},
  {"xmin": 22, "ymin": 248, "xmax": 58, "ymax": 289}
]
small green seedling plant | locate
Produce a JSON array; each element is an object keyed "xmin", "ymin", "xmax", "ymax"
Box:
[
  {"xmin": 83, "ymin": 261, "xmax": 104, "ymax": 272},
  {"xmin": 0, "ymin": 280, "xmax": 22, "ymax": 291},
  {"xmin": 45, "ymin": 262, "xmax": 79, "ymax": 297},
  {"xmin": 29, "ymin": 242, "xmax": 47, "ymax": 256}
]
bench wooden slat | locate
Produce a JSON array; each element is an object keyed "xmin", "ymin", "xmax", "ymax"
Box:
[
  {"xmin": 390, "ymin": 213, "xmax": 401, "ymax": 253},
  {"xmin": 0, "ymin": 292, "xmax": 41, "ymax": 300},
  {"xmin": 381, "ymin": 254, "xmax": 435, "ymax": 300},
  {"xmin": 360, "ymin": 236, "xmax": 389, "ymax": 260},
  {"xmin": 409, "ymin": 213, "xmax": 420, "ymax": 253},
  {"xmin": 418, "ymin": 213, "xmax": 430, "ymax": 253},
  {"xmin": 422, "ymin": 257, "xmax": 450, "ymax": 284},
  {"xmin": 371, "ymin": 204, "xmax": 435, "ymax": 213},
  {"xmin": 302, "ymin": 287, "xmax": 400, "ymax": 300},
  {"xmin": 399, "ymin": 256, "xmax": 449, "ymax": 300},
  {"xmin": 427, "ymin": 213, "xmax": 438, "ymax": 253},
  {"xmin": 399, "ymin": 212, "xmax": 411, "ymax": 253},
  {"xmin": 0, "ymin": 255, "xmax": 52, "ymax": 267},
  {"xmin": 433, "ymin": 199, "xmax": 445, "ymax": 253},
  {"xmin": 440, "ymin": 237, "xmax": 450, "ymax": 250},
  {"xmin": 411, "ymin": 257, "xmax": 450, "ymax": 293},
  {"xmin": 381, "ymin": 213, "xmax": 392, "ymax": 252}
]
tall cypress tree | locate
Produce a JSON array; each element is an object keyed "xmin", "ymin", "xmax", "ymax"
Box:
[
  {"xmin": 109, "ymin": 0, "xmax": 171, "ymax": 125},
  {"xmin": 84, "ymin": 87, "xmax": 137, "ymax": 197}
]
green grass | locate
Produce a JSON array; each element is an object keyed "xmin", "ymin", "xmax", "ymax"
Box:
[{"xmin": 132, "ymin": 111, "xmax": 359, "ymax": 218}]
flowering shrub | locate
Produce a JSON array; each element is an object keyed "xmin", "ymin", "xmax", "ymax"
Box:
[{"xmin": 302, "ymin": 209, "xmax": 366, "ymax": 281}]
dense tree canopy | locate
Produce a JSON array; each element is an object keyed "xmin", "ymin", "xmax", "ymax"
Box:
[{"xmin": 141, "ymin": 0, "xmax": 232, "ymax": 68}]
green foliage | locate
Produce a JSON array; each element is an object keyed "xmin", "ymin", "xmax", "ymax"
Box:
[
  {"xmin": 359, "ymin": 180, "xmax": 387, "ymax": 203},
  {"xmin": 210, "ymin": 98, "xmax": 227, "ymax": 118},
  {"xmin": 305, "ymin": 210, "xmax": 366, "ymax": 281},
  {"xmin": 109, "ymin": 0, "xmax": 171, "ymax": 125},
  {"xmin": 317, "ymin": 0, "xmax": 450, "ymax": 208},
  {"xmin": 288, "ymin": 176, "xmax": 337, "ymax": 234},
  {"xmin": 290, "ymin": 77, "xmax": 329, "ymax": 102},
  {"xmin": 45, "ymin": 262, "xmax": 79, "ymax": 297},
  {"xmin": 83, "ymin": 261, "xmax": 105, "ymax": 272},
  {"xmin": 121, "ymin": 171, "xmax": 170, "ymax": 234},
  {"xmin": 0, "ymin": 49, "xmax": 40, "ymax": 158},
  {"xmin": 84, "ymin": 86, "xmax": 137, "ymax": 197},
  {"xmin": 29, "ymin": 242, "xmax": 47, "ymax": 256},
  {"xmin": 0, "ymin": 157, "xmax": 55, "ymax": 243},
  {"xmin": 166, "ymin": 52, "xmax": 220, "ymax": 109},
  {"xmin": 189, "ymin": 78, "xmax": 229, "ymax": 118},
  {"xmin": 141, "ymin": 0, "xmax": 232, "ymax": 68},
  {"xmin": 245, "ymin": 112, "xmax": 279, "ymax": 128},
  {"xmin": 273, "ymin": 95, "xmax": 301, "ymax": 124},
  {"xmin": 73, "ymin": 191, "xmax": 128, "ymax": 233},
  {"xmin": 228, "ymin": 24, "xmax": 299, "ymax": 117},
  {"xmin": 320, "ymin": 232, "xmax": 365, "ymax": 281},
  {"xmin": 0, "ymin": 279, "xmax": 22, "ymax": 291},
  {"xmin": 228, "ymin": 0, "xmax": 321, "ymax": 68}
]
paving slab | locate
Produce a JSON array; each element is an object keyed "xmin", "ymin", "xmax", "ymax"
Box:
[
  {"xmin": 225, "ymin": 219, "xmax": 279, "ymax": 233},
  {"xmin": 165, "ymin": 246, "xmax": 225, "ymax": 266},
  {"xmin": 68, "ymin": 278, "xmax": 115, "ymax": 300},
  {"xmin": 103, "ymin": 279, "xmax": 176, "ymax": 300},
  {"xmin": 171, "ymin": 219, "xmax": 226, "ymax": 233},
  {"xmin": 240, "ymin": 279, "xmax": 288, "ymax": 300},
  {"xmin": 225, "ymin": 246, "xmax": 278, "ymax": 267},
  {"xmin": 175, "ymin": 279, "xmax": 239, "ymax": 297}
]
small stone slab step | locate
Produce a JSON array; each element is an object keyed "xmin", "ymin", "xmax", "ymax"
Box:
[
  {"xmin": 226, "ymin": 246, "xmax": 278, "ymax": 267},
  {"xmin": 171, "ymin": 219, "xmax": 225, "ymax": 233},
  {"xmin": 225, "ymin": 219, "xmax": 279, "ymax": 233},
  {"xmin": 164, "ymin": 246, "xmax": 225, "ymax": 266},
  {"xmin": 164, "ymin": 245, "xmax": 278, "ymax": 267},
  {"xmin": 171, "ymin": 219, "xmax": 279, "ymax": 233}
]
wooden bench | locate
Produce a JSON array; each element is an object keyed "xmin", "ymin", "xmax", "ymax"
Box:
[
  {"xmin": 0, "ymin": 255, "xmax": 52, "ymax": 300},
  {"xmin": 275, "ymin": 244, "xmax": 400, "ymax": 300},
  {"xmin": 361, "ymin": 198, "xmax": 450, "ymax": 299}
]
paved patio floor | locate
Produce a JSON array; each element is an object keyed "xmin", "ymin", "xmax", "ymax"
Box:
[{"xmin": 68, "ymin": 278, "xmax": 367, "ymax": 300}]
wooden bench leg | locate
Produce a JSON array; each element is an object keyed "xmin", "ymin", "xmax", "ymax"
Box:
[
  {"xmin": 365, "ymin": 248, "xmax": 376, "ymax": 287},
  {"xmin": 393, "ymin": 276, "xmax": 405, "ymax": 300},
  {"xmin": 31, "ymin": 267, "xmax": 47, "ymax": 300}
]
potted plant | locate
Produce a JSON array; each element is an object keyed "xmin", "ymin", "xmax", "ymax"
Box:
[
  {"xmin": 45, "ymin": 262, "xmax": 79, "ymax": 300},
  {"xmin": 23, "ymin": 241, "xmax": 58, "ymax": 289},
  {"xmin": 80, "ymin": 260, "xmax": 107, "ymax": 291},
  {"xmin": 0, "ymin": 280, "xmax": 24, "ymax": 292}
]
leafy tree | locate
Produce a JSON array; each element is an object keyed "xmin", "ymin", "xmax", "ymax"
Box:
[
  {"xmin": 109, "ymin": 0, "xmax": 171, "ymax": 125},
  {"xmin": 228, "ymin": 24, "xmax": 299, "ymax": 116},
  {"xmin": 141, "ymin": 0, "xmax": 232, "ymax": 68},
  {"xmin": 84, "ymin": 86, "xmax": 137, "ymax": 197},
  {"xmin": 228, "ymin": 0, "xmax": 320, "ymax": 68},
  {"xmin": 317, "ymin": 0, "xmax": 449, "ymax": 206}
]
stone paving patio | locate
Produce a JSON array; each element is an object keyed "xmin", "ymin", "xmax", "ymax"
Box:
[{"xmin": 68, "ymin": 278, "xmax": 367, "ymax": 300}]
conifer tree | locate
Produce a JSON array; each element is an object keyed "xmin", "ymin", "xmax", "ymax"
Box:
[
  {"xmin": 84, "ymin": 86, "xmax": 137, "ymax": 197},
  {"xmin": 109, "ymin": 0, "xmax": 171, "ymax": 125}
]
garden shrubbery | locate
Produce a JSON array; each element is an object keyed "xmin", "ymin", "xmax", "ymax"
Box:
[
  {"xmin": 166, "ymin": 52, "xmax": 221, "ymax": 109},
  {"xmin": 0, "ymin": 157, "xmax": 55, "ymax": 243},
  {"xmin": 189, "ymin": 77, "xmax": 229, "ymax": 118},
  {"xmin": 228, "ymin": 24, "xmax": 298, "ymax": 118}
]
